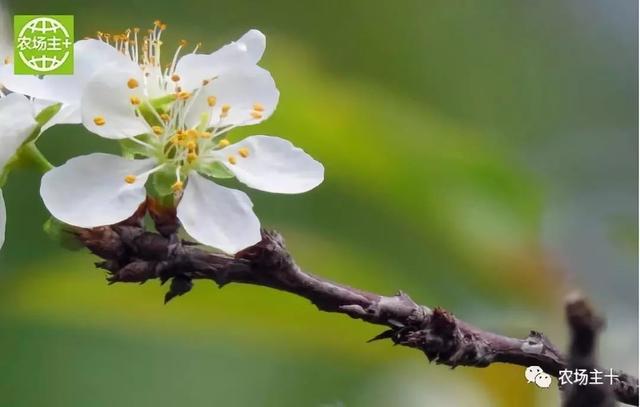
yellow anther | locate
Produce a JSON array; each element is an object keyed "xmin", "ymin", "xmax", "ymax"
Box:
[
  {"xmin": 227, "ymin": 155, "xmax": 237, "ymax": 165},
  {"xmin": 171, "ymin": 74, "xmax": 181, "ymax": 82},
  {"xmin": 130, "ymin": 96, "xmax": 141, "ymax": 105},
  {"xmin": 179, "ymin": 39, "xmax": 188, "ymax": 47},
  {"xmin": 186, "ymin": 141, "xmax": 197, "ymax": 151},
  {"xmin": 124, "ymin": 175, "xmax": 137, "ymax": 184},
  {"xmin": 160, "ymin": 113, "xmax": 170, "ymax": 122},
  {"xmin": 152, "ymin": 126, "xmax": 164, "ymax": 136},
  {"xmin": 253, "ymin": 103, "xmax": 265, "ymax": 112},
  {"xmin": 250, "ymin": 111, "xmax": 263, "ymax": 120},
  {"xmin": 187, "ymin": 152, "xmax": 198, "ymax": 163},
  {"xmin": 177, "ymin": 91, "xmax": 191, "ymax": 100},
  {"xmin": 199, "ymin": 131, "xmax": 212, "ymax": 139},
  {"xmin": 93, "ymin": 116, "xmax": 106, "ymax": 126},
  {"xmin": 217, "ymin": 139, "xmax": 230, "ymax": 148},
  {"xmin": 186, "ymin": 129, "xmax": 198, "ymax": 140},
  {"xmin": 207, "ymin": 96, "xmax": 217, "ymax": 107},
  {"xmin": 238, "ymin": 147, "xmax": 249, "ymax": 158},
  {"xmin": 160, "ymin": 24, "xmax": 167, "ymax": 31},
  {"xmin": 133, "ymin": 27, "xmax": 140, "ymax": 33},
  {"xmin": 153, "ymin": 19, "xmax": 162, "ymax": 26},
  {"xmin": 220, "ymin": 104, "xmax": 231, "ymax": 118},
  {"xmin": 127, "ymin": 78, "xmax": 139, "ymax": 89},
  {"xmin": 171, "ymin": 180, "xmax": 184, "ymax": 192},
  {"xmin": 202, "ymin": 79, "xmax": 210, "ymax": 86}
]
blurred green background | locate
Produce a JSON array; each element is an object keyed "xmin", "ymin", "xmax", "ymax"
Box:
[{"xmin": 0, "ymin": 1, "xmax": 637, "ymax": 406}]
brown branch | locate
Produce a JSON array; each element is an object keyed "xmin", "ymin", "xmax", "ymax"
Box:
[{"xmin": 75, "ymin": 222, "xmax": 638, "ymax": 406}]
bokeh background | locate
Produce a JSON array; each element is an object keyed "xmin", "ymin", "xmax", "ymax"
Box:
[{"xmin": 0, "ymin": 1, "xmax": 637, "ymax": 406}]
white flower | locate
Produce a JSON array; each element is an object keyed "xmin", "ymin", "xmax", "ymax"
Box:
[
  {"xmin": 0, "ymin": 93, "xmax": 38, "ymax": 249},
  {"xmin": 40, "ymin": 24, "xmax": 324, "ymax": 254},
  {"xmin": 0, "ymin": 39, "xmax": 132, "ymax": 130}
]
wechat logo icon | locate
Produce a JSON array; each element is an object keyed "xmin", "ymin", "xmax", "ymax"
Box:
[
  {"xmin": 525, "ymin": 365, "xmax": 552, "ymax": 389},
  {"xmin": 14, "ymin": 15, "xmax": 74, "ymax": 75}
]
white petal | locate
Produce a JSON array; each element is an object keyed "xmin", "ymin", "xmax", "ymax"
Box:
[
  {"xmin": 0, "ymin": 39, "xmax": 135, "ymax": 108},
  {"xmin": 40, "ymin": 103, "xmax": 80, "ymax": 132},
  {"xmin": 185, "ymin": 65, "xmax": 279, "ymax": 128},
  {"xmin": 81, "ymin": 66, "xmax": 149, "ymax": 139},
  {"xmin": 0, "ymin": 189, "xmax": 5, "ymax": 250},
  {"xmin": 0, "ymin": 93, "xmax": 37, "ymax": 169},
  {"xmin": 212, "ymin": 136, "xmax": 324, "ymax": 194},
  {"xmin": 174, "ymin": 29, "xmax": 267, "ymax": 91},
  {"xmin": 40, "ymin": 153, "xmax": 155, "ymax": 227},
  {"xmin": 177, "ymin": 172, "xmax": 261, "ymax": 253},
  {"xmin": 235, "ymin": 29, "xmax": 266, "ymax": 64}
]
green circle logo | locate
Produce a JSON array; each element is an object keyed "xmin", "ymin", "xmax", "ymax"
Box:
[{"xmin": 14, "ymin": 15, "xmax": 74, "ymax": 75}]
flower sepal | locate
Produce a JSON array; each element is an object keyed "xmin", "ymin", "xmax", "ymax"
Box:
[
  {"xmin": 199, "ymin": 161, "xmax": 235, "ymax": 179},
  {"xmin": 149, "ymin": 167, "xmax": 179, "ymax": 206},
  {"xmin": 43, "ymin": 217, "xmax": 84, "ymax": 251}
]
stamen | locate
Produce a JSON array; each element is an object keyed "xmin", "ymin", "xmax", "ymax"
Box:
[
  {"xmin": 238, "ymin": 147, "xmax": 249, "ymax": 158},
  {"xmin": 227, "ymin": 155, "xmax": 237, "ymax": 165},
  {"xmin": 124, "ymin": 175, "xmax": 137, "ymax": 184},
  {"xmin": 130, "ymin": 96, "xmax": 141, "ymax": 105},
  {"xmin": 160, "ymin": 113, "xmax": 170, "ymax": 122},
  {"xmin": 93, "ymin": 116, "xmax": 106, "ymax": 126},
  {"xmin": 217, "ymin": 139, "xmax": 230, "ymax": 148},
  {"xmin": 171, "ymin": 180, "xmax": 183, "ymax": 192},
  {"xmin": 220, "ymin": 104, "xmax": 231, "ymax": 118},
  {"xmin": 151, "ymin": 126, "xmax": 164, "ymax": 136},
  {"xmin": 177, "ymin": 91, "xmax": 191, "ymax": 100},
  {"xmin": 250, "ymin": 111, "xmax": 263, "ymax": 119},
  {"xmin": 127, "ymin": 78, "xmax": 139, "ymax": 89},
  {"xmin": 207, "ymin": 96, "xmax": 217, "ymax": 107},
  {"xmin": 171, "ymin": 74, "xmax": 180, "ymax": 82},
  {"xmin": 187, "ymin": 152, "xmax": 198, "ymax": 163},
  {"xmin": 253, "ymin": 103, "xmax": 265, "ymax": 112}
]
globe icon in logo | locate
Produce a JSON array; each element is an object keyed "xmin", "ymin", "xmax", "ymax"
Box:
[{"xmin": 17, "ymin": 17, "xmax": 72, "ymax": 73}]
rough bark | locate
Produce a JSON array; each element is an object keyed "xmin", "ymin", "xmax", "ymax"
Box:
[{"xmin": 75, "ymin": 221, "xmax": 638, "ymax": 406}]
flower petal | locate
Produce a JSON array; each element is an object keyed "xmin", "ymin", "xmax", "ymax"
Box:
[
  {"xmin": 185, "ymin": 65, "xmax": 279, "ymax": 128},
  {"xmin": 81, "ymin": 66, "xmax": 150, "ymax": 139},
  {"xmin": 235, "ymin": 29, "xmax": 266, "ymax": 64},
  {"xmin": 40, "ymin": 103, "xmax": 80, "ymax": 132},
  {"xmin": 212, "ymin": 136, "xmax": 324, "ymax": 194},
  {"xmin": 174, "ymin": 29, "xmax": 267, "ymax": 91},
  {"xmin": 177, "ymin": 171, "xmax": 261, "ymax": 253},
  {"xmin": 0, "ymin": 39, "xmax": 135, "ymax": 110},
  {"xmin": 40, "ymin": 153, "xmax": 155, "ymax": 227},
  {"xmin": 0, "ymin": 189, "xmax": 5, "ymax": 250},
  {"xmin": 0, "ymin": 93, "xmax": 37, "ymax": 170}
]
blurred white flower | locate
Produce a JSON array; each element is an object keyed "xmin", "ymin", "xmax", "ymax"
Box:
[
  {"xmin": 40, "ymin": 24, "xmax": 323, "ymax": 254},
  {"xmin": 0, "ymin": 93, "xmax": 38, "ymax": 249}
]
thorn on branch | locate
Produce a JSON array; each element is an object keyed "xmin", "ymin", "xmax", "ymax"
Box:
[{"xmin": 164, "ymin": 275, "xmax": 193, "ymax": 304}]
